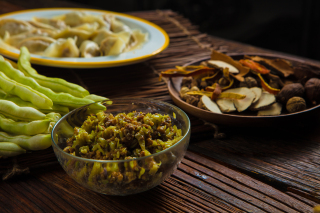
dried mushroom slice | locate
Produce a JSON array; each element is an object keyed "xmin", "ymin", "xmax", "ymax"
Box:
[
  {"xmin": 223, "ymin": 87, "xmax": 255, "ymax": 112},
  {"xmin": 207, "ymin": 60, "xmax": 239, "ymax": 74},
  {"xmin": 200, "ymin": 95, "xmax": 222, "ymax": 114},
  {"xmin": 251, "ymin": 92, "xmax": 276, "ymax": 111},
  {"xmin": 216, "ymin": 99, "xmax": 236, "ymax": 113},
  {"xmin": 250, "ymin": 87, "xmax": 262, "ymax": 104},
  {"xmin": 257, "ymin": 102, "xmax": 282, "ymax": 116}
]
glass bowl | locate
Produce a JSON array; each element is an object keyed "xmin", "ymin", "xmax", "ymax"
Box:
[{"xmin": 51, "ymin": 98, "xmax": 190, "ymax": 195}]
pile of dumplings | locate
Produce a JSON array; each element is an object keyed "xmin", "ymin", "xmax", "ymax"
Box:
[{"xmin": 0, "ymin": 11, "xmax": 148, "ymax": 58}]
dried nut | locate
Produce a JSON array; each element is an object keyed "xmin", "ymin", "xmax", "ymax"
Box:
[
  {"xmin": 218, "ymin": 77, "xmax": 229, "ymax": 87},
  {"xmin": 185, "ymin": 95, "xmax": 199, "ymax": 106},
  {"xmin": 244, "ymin": 77, "xmax": 258, "ymax": 88},
  {"xmin": 181, "ymin": 76, "xmax": 193, "ymax": 87},
  {"xmin": 286, "ymin": 97, "xmax": 306, "ymax": 113},
  {"xmin": 276, "ymin": 83, "xmax": 304, "ymax": 104},
  {"xmin": 191, "ymin": 79, "xmax": 198, "ymax": 87},
  {"xmin": 200, "ymin": 80, "xmax": 208, "ymax": 88},
  {"xmin": 190, "ymin": 86, "xmax": 200, "ymax": 92},
  {"xmin": 305, "ymin": 78, "xmax": 320, "ymax": 105},
  {"xmin": 179, "ymin": 86, "xmax": 190, "ymax": 99}
]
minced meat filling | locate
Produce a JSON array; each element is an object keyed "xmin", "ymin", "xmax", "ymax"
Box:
[{"xmin": 63, "ymin": 111, "xmax": 183, "ymax": 160}]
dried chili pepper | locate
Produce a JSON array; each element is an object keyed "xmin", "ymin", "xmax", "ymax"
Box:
[{"xmin": 239, "ymin": 59, "xmax": 270, "ymax": 74}]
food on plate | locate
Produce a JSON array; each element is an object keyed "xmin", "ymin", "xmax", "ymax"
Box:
[
  {"xmin": 162, "ymin": 50, "xmax": 320, "ymax": 116},
  {"xmin": 0, "ymin": 11, "xmax": 148, "ymax": 58},
  {"xmin": 0, "ymin": 47, "xmax": 111, "ymax": 158}
]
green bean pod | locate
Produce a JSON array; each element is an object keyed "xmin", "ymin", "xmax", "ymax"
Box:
[
  {"xmin": 0, "ymin": 89, "xmax": 69, "ymax": 115},
  {"xmin": 0, "ymin": 142, "xmax": 26, "ymax": 157},
  {"xmin": 0, "ymin": 132, "xmax": 52, "ymax": 150},
  {"xmin": 18, "ymin": 47, "xmax": 90, "ymax": 98},
  {"xmin": 0, "ymin": 71, "xmax": 53, "ymax": 109},
  {"xmin": 0, "ymin": 100, "xmax": 46, "ymax": 121},
  {"xmin": 0, "ymin": 114, "xmax": 52, "ymax": 135},
  {"xmin": 0, "ymin": 56, "xmax": 104, "ymax": 109}
]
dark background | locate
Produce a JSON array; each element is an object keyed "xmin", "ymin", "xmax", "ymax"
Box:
[{"xmin": 68, "ymin": 0, "xmax": 320, "ymax": 61}]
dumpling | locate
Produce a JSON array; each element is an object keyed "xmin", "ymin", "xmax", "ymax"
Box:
[
  {"xmin": 0, "ymin": 19, "xmax": 34, "ymax": 37},
  {"xmin": 91, "ymin": 28, "xmax": 114, "ymax": 45},
  {"xmin": 55, "ymin": 11, "xmax": 108, "ymax": 28},
  {"xmin": 79, "ymin": 40, "xmax": 101, "ymax": 58},
  {"xmin": 125, "ymin": 29, "xmax": 148, "ymax": 52},
  {"xmin": 43, "ymin": 37, "xmax": 79, "ymax": 57},
  {"xmin": 72, "ymin": 22, "xmax": 99, "ymax": 32},
  {"xmin": 31, "ymin": 17, "xmax": 67, "ymax": 30},
  {"xmin": 4, "ymin": 28, "xmax": 57, "ymax": 47},
  {"xmin": 54, "ymin": 27, "xmax": 93, "ymax": 46},
  {"xmin": 17, "ymin": 36, "xmax": 56, "ymax": 54},
  {"xmin": 110, "ymin": 17, "xmax": 130, "ymax": 33},
  {"xmin": 100, "ymin": 36, "xmax": 126, "ymax": 56}
]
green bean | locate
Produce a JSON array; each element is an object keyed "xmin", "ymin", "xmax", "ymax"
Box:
[
  {"xmin": 84, "ymin": 94, "xmax": 109, "ymax": 102},
  {"xmin": 45, "ymin": 112, "xmax": 61, "ymax": 122},
  {"xmin": 0, "ymin": 142, "xmax": 26, "ymax": 157},
  {"xmin": 18, "ymin": 47, "xmax": 90, "ymax": 98},
  {"xmin": 0, "ymin": 100, "xmax": 46, "ymax": 121},
  {"xmin": 0, "ymin": 56, "xmax": 104, "ymax": 109},
  {"xmin": 0, "ymin": 132, "xmax": 52, "ymax": 151},
  {"xmin": 0, "ymin": 114, "xmax": 52, "ymax": 135},
  {"xmin": 0, "ymin": 71, "xmax": 53, "ymax": 109},
  {"xmin": 0, "ymin": 89, "xmax": 69, "ymax": 115}
]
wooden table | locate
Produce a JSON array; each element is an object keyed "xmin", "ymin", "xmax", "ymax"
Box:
[{"xmin": 1, "ymin": 1, "xmax": 320, "ymax": 212}]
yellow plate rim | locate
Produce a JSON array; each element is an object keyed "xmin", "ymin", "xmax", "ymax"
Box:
[{"xmin": 0, "ymin": 8, "xmax": 170, "ymax": 68}]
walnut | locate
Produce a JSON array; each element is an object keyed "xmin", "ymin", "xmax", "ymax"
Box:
[
  {"xmin": 286, "ymin": 97, "xmax": 306, "ymax": 113},
  {"xmin": 276, "ymin": 83, "xmax": 304, "ymax": 104},
  {"xmin": 304, "ymin": 78, "xmax": 320, "ymax": 105}
]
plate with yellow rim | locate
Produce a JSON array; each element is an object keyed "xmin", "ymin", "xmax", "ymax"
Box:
[{"xmin": 0, "ymin": 8, "xmax": 169, "ymax": 68}]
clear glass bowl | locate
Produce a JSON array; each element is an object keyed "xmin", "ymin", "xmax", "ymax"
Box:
[{"xmin": 51, "ymin": 98, "xmax": 190, "ymax": 195}]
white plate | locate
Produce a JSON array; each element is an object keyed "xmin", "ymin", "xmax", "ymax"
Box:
[{"xmin": 0, "ymin": 8, "xmax": 169, "ymax": 68}]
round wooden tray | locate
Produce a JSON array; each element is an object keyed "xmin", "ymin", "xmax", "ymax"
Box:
[{"xmin": 167, "ymin": 53, "xmax": 320, "ymax": 126}]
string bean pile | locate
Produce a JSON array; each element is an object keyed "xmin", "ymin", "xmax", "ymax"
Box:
[{"xmin": 0, "ymin": 46, "xmax": 110, "ymax": 158}]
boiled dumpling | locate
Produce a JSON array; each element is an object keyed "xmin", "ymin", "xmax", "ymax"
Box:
[
  {"xmin": 100, "ymin": 36, "xmax": 126, "ymax": 56},
  {"xmin": 91, "ymin": 29, "xmax": 114, "ymax": 45},
  {"xmin": 110, "ymin": 17, "xmax": 130, "ymax": 33},
  {"xmin": 0, "ymin": 19, "xmax": 34, "ymax": 37},
  {"xmin": 43, "ymin": 37, "xmax": 79, "ymax": 57},
  {"xmin": 31, "ymin": 17, "xmax": 67, "ymax": 30},
  {"xmin": 125, "ymin": 29, "xmax": 148, "ymax": 52},
  {"xmin": 17, "ymin": 36, "xmax": 56, "ymax": 54},
  {"xmin": 79, "ymin": 40, "xmax": 101, "ymax": 58},
  {"xmin": 4, "ymin": 28, "xmax": 57, "ymax": 47},
  {"xmin": 54, "ymin": 27, "xmax": 93, "ymax": 46},
  {"xmin": 72, "ymin": 22, "xmax": 99, "ymax": 32}
]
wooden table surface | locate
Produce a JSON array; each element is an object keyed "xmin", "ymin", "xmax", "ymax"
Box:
[{"xmin": 1, "ymin": 1, "xmax": 320, "ymax": 212}]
